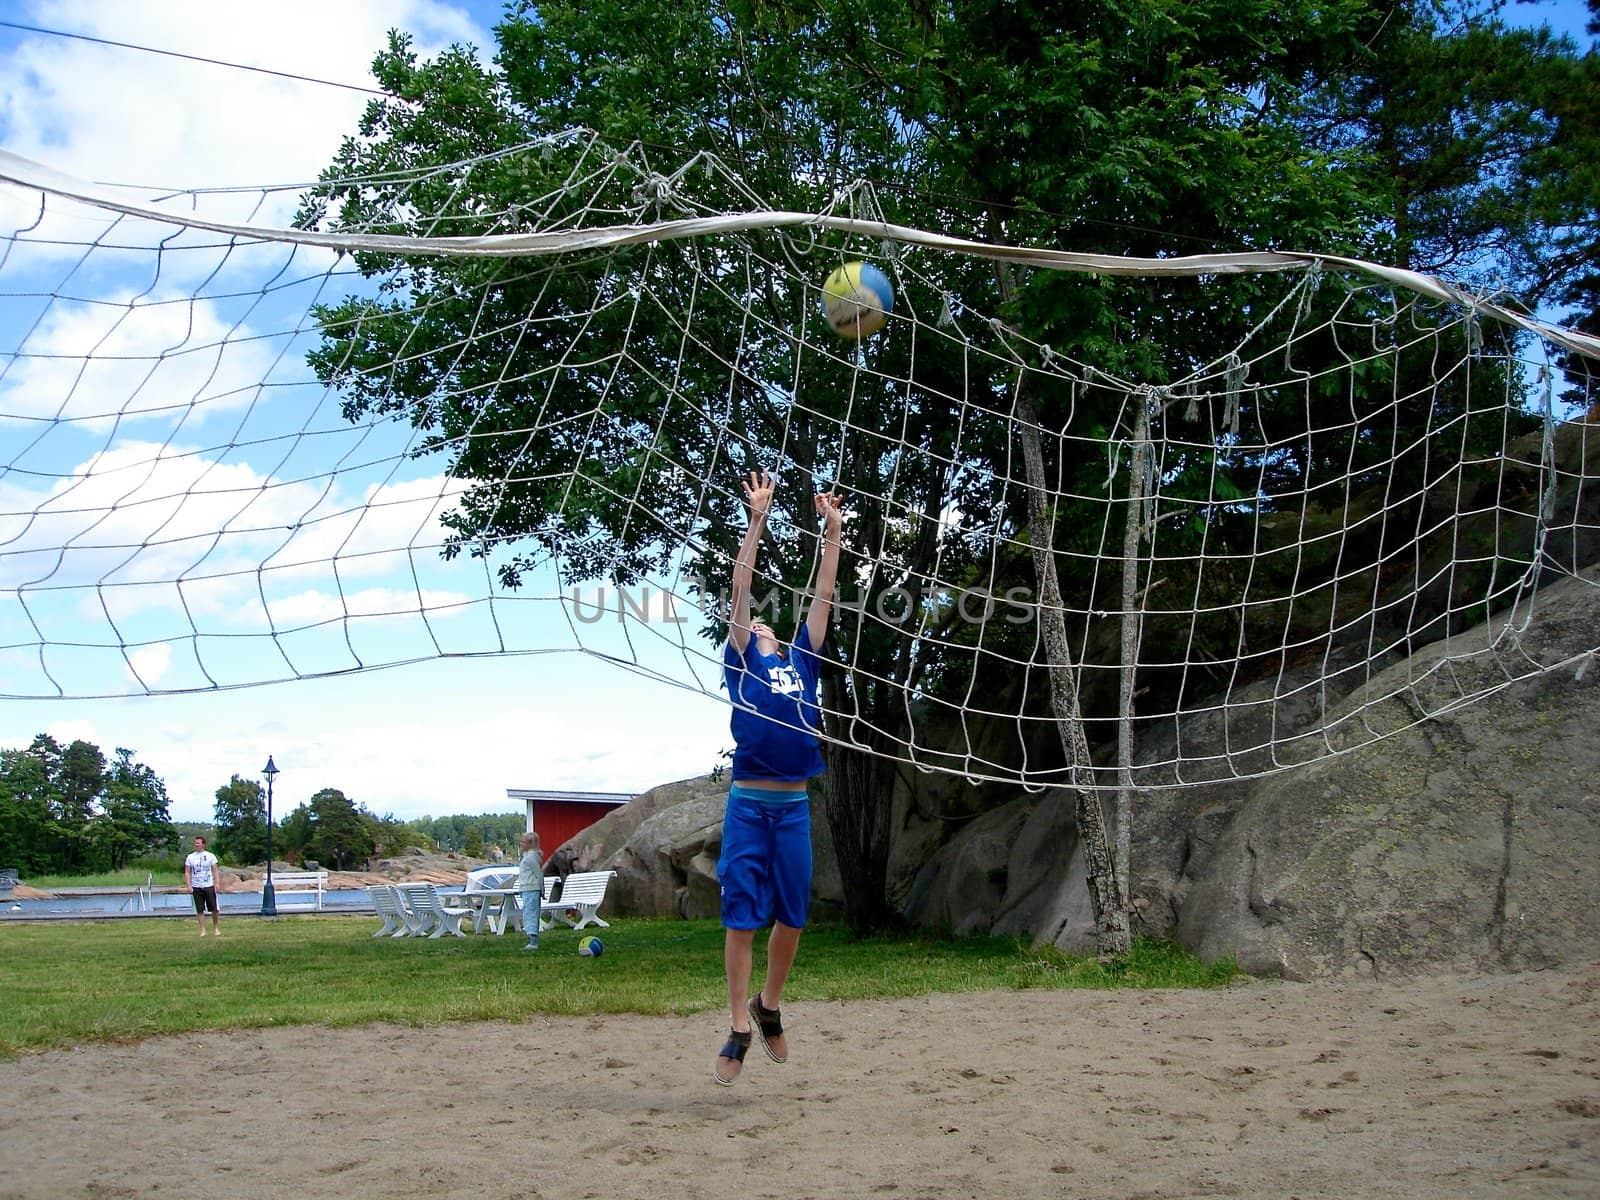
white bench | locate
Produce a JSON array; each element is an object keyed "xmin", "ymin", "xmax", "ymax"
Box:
[
  {"xmin": 269, "ymin": 870, "xmax": 328, "ymax": 909},
  {"xmin": 540, "ymin": 870, "xmax": 617, "ymax": 931}
]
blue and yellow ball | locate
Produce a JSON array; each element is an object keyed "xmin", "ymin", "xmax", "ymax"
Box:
[
  {"xmin": 821, "ymin": 261, "xmax": 894, "ymax": 339},
  {"xmin": 578, "ymin": 935, "xmax": 605, "ymax": 957}
]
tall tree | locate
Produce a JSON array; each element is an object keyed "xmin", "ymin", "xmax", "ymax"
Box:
[
  {"xmin": 54, "ymin": 738, "xmax": 102, "ymax": 871},
  {"xmin": 92, "ymin": 749, "xmax": 177, "ymax": 871},
  {"xmin": 0, "ymin": 737, "xmax": 174, "ymax": 876},
  {"xmin": 212, "ymin": 775, "xmax": 269, "ymax": 866},
  {"xmin": 300, "ymin": 0, "xmax": 1376, "ymax": 928},
  {"xmin": 0, "ymin": 745, "xmax": 56, "ymax": 874},
  {"xmin": 303, "ymin": 0, "xmax": 1579, "ymax": 932},
  {"xmin": 302, "ymin": 789, "xmax": 376, "ymax": 871},
  {"xmin": 276, "ymin": 803, "xmax": 313, "ymax": 865},
  {"xmin": 1296, "ymin": 0, "xmax": 1598, "ymax": 303},
  {"xmin": 1535, "ymin": 0, "xmax": 1600, "ymax": 407}
]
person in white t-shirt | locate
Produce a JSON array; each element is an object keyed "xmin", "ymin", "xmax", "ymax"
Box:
[{"xmin": 184, "ymin": 836, "xmax": 222, "ymax": 937}]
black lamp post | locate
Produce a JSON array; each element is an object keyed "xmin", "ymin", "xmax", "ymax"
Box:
[{"xmin": 260, "ymin": 756, "xmax": 279, "ymax": 917}]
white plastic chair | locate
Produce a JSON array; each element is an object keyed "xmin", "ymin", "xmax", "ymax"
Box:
[
  {"xmin": 397, "ymin": 883, "xmax": 469, "ymax": 938},
  {"xmin": 368, "ymin": 885, "xmax": 410, "ymax": 937}
]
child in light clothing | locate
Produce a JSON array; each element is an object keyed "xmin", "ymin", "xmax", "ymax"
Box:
[{"xmin": 517, "ymin": 831, "xmax": 543, "ymax": 950}]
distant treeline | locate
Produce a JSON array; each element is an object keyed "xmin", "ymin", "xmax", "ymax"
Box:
[
  {"xmin": 1, "ymin": 731, "xmax": 527, "ymax": 878},
  {"xmin": 210, "ymin": 779, "xmax": 522, "ymax": 870},
  {"xmin": 406, "ymin": 813, "xmax": 527, "ymax": 857}
]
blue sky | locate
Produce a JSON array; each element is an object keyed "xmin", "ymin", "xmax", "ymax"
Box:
[
  {"xmin": 0, "ymin": 0, "xmax": 1593, "ymax": 824},
  {"xmin": 0, "ymin": 0, "xmax": 732, "ymax": 822}
]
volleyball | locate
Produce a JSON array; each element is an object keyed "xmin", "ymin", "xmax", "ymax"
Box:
[
  {"xmin": 821, "ymin": 261, "xmax": 894, "ymax": 338},
  {"xmin": 578, "ymin": 936, "xmax": 604, "ymax": 957}
]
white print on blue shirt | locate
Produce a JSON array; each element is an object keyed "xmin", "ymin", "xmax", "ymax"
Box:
[{"xmin": 767, "ymin": 663, "xmax": 804, "ymax": 697}]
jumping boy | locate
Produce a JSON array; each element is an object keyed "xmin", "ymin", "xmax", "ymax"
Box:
[{"xmin": 713, "ymin": 469, "xmax": 843, "ymax": 1085}]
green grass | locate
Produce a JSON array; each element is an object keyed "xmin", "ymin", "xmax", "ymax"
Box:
[{"xmin": 0, "ymin": 917, "xmax": 1241, "ymax": 1057}]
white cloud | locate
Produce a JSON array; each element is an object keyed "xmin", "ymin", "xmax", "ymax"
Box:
[
  {"xmin": 2, "ymin": 0, "xmax": 489, "ymax": 198},
  {"xmin": 0, "ymin": 2, "xmax": 492, "ymax": 282},
  {"xmin": 0, "ymin": 289, "xmax": 293, "ymax": 425},
  {"xmin": 267, "ymin": 585, "xmax": 472, "ymax": 627},
  {"xmin": 264, "ymin": 475, "xmax": 470, "ymax": 575},
  {"xmin": 2, "ymin": 441, "xmax": 450, "ymax": 583},
  {"xmin": 2, "ymin": 440, "xmax": 290, "ymax": 590},
  {"xmin": 0, "ymin": 439, "xmax": 487, "ymax": 669},
  {"xmin": 125, "ymin": 640, "xmax": 171, "ymax": 686}
]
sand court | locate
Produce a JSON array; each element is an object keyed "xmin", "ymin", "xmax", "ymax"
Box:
[{"xmin": 0, "ymin": 962, "xmax": 1596, "ymax": 1199}]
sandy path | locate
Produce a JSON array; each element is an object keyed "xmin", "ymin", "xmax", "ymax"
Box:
[{"xmin": 1, "ymin": 962, "xmax": 1596, "ymax": 1199}]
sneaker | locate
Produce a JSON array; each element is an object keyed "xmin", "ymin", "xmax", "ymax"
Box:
[{"xmin": 522, "ymin": 941, "xmax": 539, "ymax": 951}]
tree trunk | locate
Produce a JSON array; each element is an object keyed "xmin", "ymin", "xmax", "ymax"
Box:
[
  {"xmin": 983, "ymin": 240, "xmax": 1130, "ymax": 956},
  {"xmin": 821, "ymin": 737, "xmax": 902, "ymax": 933},
  {"xmin": 1013, "ymin": 382, "xmax": 1131, "ymax": 957}
]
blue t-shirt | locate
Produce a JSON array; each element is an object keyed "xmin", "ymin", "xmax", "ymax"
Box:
[{"xmin": 724, "ymin": 623, "xmax": 826, "ymax": 782}]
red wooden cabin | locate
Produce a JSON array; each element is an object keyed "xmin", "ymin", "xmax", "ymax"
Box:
[{"xmin": 506, "ymin": 788, "xmax": 632, "ymax": 862}]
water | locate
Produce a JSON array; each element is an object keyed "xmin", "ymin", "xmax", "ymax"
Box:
[{"xmin": 2, "ymin": 887, "xmax": 388, "ymax": 918}]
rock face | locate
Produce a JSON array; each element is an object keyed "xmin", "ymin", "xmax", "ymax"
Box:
[
  {"xmin": 892, "ymin": 426, "xmax": 1600, "ymax": 976},
  {"xmin": 902, "ymin": 566, "xmax": 1600, "ymax": 978},
  {"xmin": 554, "ymin": 416, "xmax": 1598, "ymax": 976},
  {"xmin": 1153, "ymin": 569, "xmax": 1600, "ymax": 980},
  {"xmin": 546, "ymin": 405, "xmax": 1598, "ymax": 979},
  {"xmin": 547, "ymin": 777, "xmax": 727, "ymax": 918}
]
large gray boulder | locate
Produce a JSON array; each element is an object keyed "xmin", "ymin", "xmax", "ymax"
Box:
[
  {"xmin": 901, "ymin": 792, "xmax": 1102, "ymax": 951},
  {"xmin": 1163, "ymin": 567, "xmax": 1600, "ymax": 979},
  {"xmin": 547, "ymin": 776, "xmax": 724, "ymax": 918},
  {"xmin": 905, "ymin": 565, "xmax": 1600, "ymax": 977}
]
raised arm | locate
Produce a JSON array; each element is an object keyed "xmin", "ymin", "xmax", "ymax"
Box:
[
  {"xmin": 804, "ymin": 490, "xmax": 844, "ymax": 650},
  {"xmin": 728, "ymin": 470, "xmax": 774, "ymax": 655}
]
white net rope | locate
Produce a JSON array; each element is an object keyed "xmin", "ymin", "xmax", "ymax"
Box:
[{"xmin": 2, "ymin": 132, "xmax": 1596, "ymax": 791}]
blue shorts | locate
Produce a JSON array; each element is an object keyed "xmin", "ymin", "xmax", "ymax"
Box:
[{"xmin": 717, "ymin": 785, "xmax": 812, "ymax": 931}]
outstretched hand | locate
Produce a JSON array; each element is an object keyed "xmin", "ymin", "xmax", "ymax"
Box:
[
  {"xmin": 814, "ymin": 490, "xmax": 844, "ymax": 537},
  {"xmin": 742, "ymin": 470, "xmax": 775, "ymax": 518}
]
